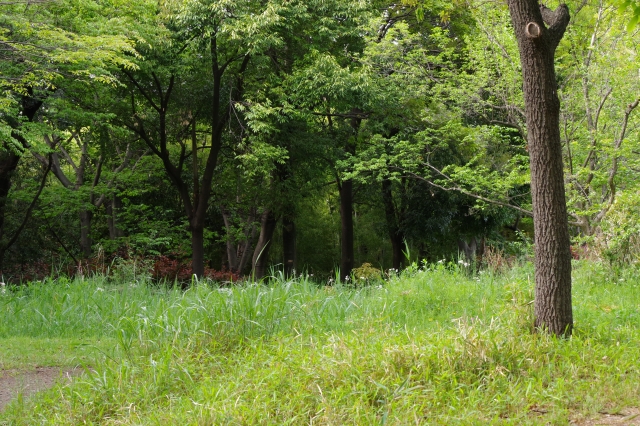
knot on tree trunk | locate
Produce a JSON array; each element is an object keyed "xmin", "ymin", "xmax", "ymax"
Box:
[{"xmin": 525, "ymin": 22, "xmax": 541, "ymax": 38}]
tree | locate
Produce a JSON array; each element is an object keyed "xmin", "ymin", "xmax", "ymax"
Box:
[
  {"xmin": 507, "ymin": 1, "xmax": 573, "ymax": 336},
  {"xmin": 560, "ymin": 1, "xmax": 640, "ymax": 237},
  {"xmin": 0, "ymin": 0, "xmax": 138, "ymax": 269}
]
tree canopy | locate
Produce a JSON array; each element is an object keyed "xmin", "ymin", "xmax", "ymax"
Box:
[{"xmin": 1, "ymin": 0, "xmax": 639, "ymax": 329}]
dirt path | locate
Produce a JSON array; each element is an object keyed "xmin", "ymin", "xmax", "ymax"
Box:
[
  {"xmin": 0, "ymin": 367, "xmax": 82, "ymax": 412},
  {"xmin": 575, "ymin": 409, "xmax": 640, "ymax": 426}
]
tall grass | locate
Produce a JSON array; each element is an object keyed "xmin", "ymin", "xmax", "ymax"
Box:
[{"xmin": 1, "ymin": 261, "xmax": 640, "ymax": 424}]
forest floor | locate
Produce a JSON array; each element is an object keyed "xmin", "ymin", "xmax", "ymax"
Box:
[
  {"xmin": 0, "ymin": 367, "xmax": 81, "ymax": 412},
  {"xmin": 1, "ymin": 262, "xmax": 640, "ymax": 424}
]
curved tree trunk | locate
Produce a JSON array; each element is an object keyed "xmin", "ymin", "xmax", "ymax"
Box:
[
  {"xmin": 507, "ymin": 0, "xmax": 572, "ymax": 336},
  {"xmin": 251, "ymin": 210, "xmax": 277, "ymax": 280}
]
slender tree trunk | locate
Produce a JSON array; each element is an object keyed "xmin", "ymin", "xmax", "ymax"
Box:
[
  {"xmin": 107, "ymin": 194, "xmax": 125, "ymax": 239},
  {"xmin": 191, "ymin": 224, "xmax": 205, "ymax": 278},
  {"xmin": 507, "ymin": 0, "xmax": 572, "ymax": 336},
  {"xmin": 221, "ymin": 208, "xmax": 258, "ymax": 275},
  {"xmin": 282, "ymin": 215, "xmax": 296, "ymax": 278},
  {"xmin": 338, "ymin": 109, "xmax": 362, "ymax": 280},
  {"xmin": 457, "ymin": 237, "xmax": 478, "ymax": 265},
  {"xmin": 339, "ymin": 179, "xmax": 354, "ymax": 280},
  {"xmin": 251, "ymin": 210, "xmax": 277, "ymax": 280},
  {"xmin": 236, "ymin": 219, "xmax": 257, "ymax": 275},
  {"xmin": 79, "ymin": 210, "xmax": 94, "ymax": 258},
  {"xmin": 381, "ymin": 178, "xmax": 404, "ymax": 271}
]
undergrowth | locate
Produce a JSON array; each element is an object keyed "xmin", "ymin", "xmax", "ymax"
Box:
[{"xmin": 1, "ymin": 261, "xmax": 639, "ymax": 424}]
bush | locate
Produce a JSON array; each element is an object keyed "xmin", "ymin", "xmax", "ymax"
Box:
[{"xmin": 351, "ymin": 262, "xmax": 382, "ymax": 286}]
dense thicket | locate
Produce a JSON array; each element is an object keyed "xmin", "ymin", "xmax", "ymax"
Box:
[{"xmin": 0, "ymin": 0, "xmax": 638, "ymax": 292}]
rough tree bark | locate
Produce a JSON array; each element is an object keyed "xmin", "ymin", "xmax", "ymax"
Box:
[{"xmin": 507, "ymin": 0, "xmax": 573, "ymax": 336}]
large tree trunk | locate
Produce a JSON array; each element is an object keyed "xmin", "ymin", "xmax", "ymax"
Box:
[
  {"xmin": 282, "ymin": 215, "xmax": 296, "ymax": 278},
  {"xmin": 507, "ymin": 1, "xmax": 572, "ymax": 336},
  {"xmin": 251, "ymin": 210, "xmax": 277, "ymax": 280},
  {"xmin": 339, "ymin": 179, "xmax": 354, "ymax": 280}
]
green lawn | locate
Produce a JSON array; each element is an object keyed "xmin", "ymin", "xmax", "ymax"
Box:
[{"xmin": 1, "ymin": 262, "xmax": 639, "ymax": 424}]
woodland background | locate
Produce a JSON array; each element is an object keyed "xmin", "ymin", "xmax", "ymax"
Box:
[{"xmin": 1, "ymin": 0, "xmax": 639, "ymax": 283}]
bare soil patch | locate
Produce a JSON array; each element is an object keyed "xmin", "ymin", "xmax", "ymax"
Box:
[
  {"xmin": 0, "ymin": 367, "xmax": 82, "ymax": 412},
  {"xmin": 573, "ymin": 408, "xmax": 640, "ymax": 425}
]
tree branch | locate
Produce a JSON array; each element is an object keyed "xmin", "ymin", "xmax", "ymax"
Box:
[
  {"xmin": 2, "ymin": 156, "xmax": 52, "ymax": 252},
  {"xmin": 539, "ymin": 4, "xmax": 570, "ymax": 50}
]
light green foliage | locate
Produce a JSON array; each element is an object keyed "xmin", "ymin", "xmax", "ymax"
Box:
[
  {"xmin": 596, "ymin": 191, "xmax": 640, "ymax": 264},
  {"xmin": 559, "ymin": 2, "xmax": 640, "ymax": 237},
  {"xmin": 616, "ymin": 0, "xmax": 640, "ymax": 28},
  {"xmin": 347, "ymin": 3, "xmax": 526, "ymax": 249},
  {"xmin": 2, "ymin": 263, "xmax": 640, "ymax": 423},
  {"xmin": 351, "ymin": 262, "xmax": 382, "ymax": 284},
  {"xmin": 0, "ymin": 0, "xmax": 141, "ymax": 150}
]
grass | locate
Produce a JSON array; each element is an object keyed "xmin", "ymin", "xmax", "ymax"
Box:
[{"xmin": 0, "ymin": 261, "xmax": 639, "ymax": 424}]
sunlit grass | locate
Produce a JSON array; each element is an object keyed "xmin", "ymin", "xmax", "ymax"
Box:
[{"xmin": 1, "ymin": 261, "xmax": 639, "ymax": 424}]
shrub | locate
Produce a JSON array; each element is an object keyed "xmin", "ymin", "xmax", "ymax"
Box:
[{"xmin": 351, "ymin": 262, "xmax": 382, "ymax": 286}]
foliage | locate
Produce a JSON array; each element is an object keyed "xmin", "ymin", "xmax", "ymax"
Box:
[
  {"xmin": 1, "ymin": 0, "xmax": 639, "ymax": 279},
  {"xmin": 595, "ymin": 191, "xmax": 640, "ymax": 265},
  {"xmin": 0, "ymin": 0, "xmax": 141, "ymax": 150},
  {"xmin": 351, "ymin": 262, "xmax": 382, "ymax": 285}
]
